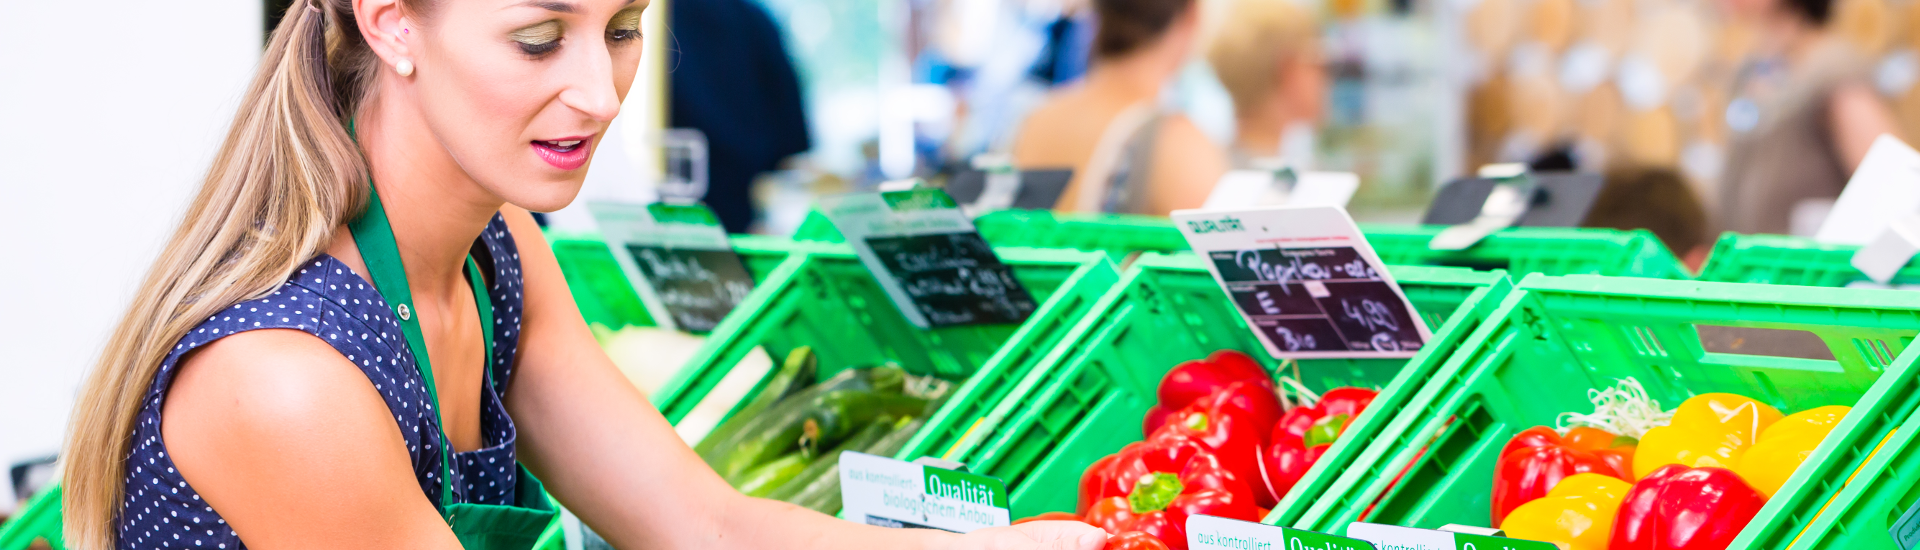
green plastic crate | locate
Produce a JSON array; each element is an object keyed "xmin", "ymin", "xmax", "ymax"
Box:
[
  {"xmin": 793, "ymin": 209, "xmax": 1188, "ymax": 262},
  {"xmin": 946, "ymin": 253, "xmax": 1512, "ymax": 521},
  {"xmin": 1697, "ymin": 232, "xmax": 1920, "ymax": 287},
  {"xmin": 653, "ymin": 241, "xmax": 1121, "ymax": 482},
  {"xmin": 1297, "ymin": 274, "xmax": 1920, "ymax": 549},
  {"xmin": 0, "ymin": 482, "xmax": 564, "ymax": 550},
  {"xmin": 548, "ymin": 229, "xmax": 658, "ymax": 330},
  {"xmin": 544, "ymin": 231, "xmax": 823, "ymax": 331},
  {"xmin": 0, "ymin": 484, "xmax": 62, "ymax": 549},
  {"xmin": 1360, "ymin": 225, "xmax": 1692, "ymax": 279},
  {"xmin": 1771, "ymin": 388, "xmax": 1920, "ymax": 549},
  {"xmin": 802, "ymin": 209, "xmax": 1691, "ymax": 278}
]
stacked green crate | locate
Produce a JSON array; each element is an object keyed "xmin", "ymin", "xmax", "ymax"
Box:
[
  {"xmin": 1697, "ymin": 232, "xmax": 1920, "ymax": 286},
  {"xmin": 0, "ymin": 485, "xmax": 62, "ymax": 550},
  {"xmin": 1297, "ymin": 274, "xmax": 1920, "ymax": 550},
  {"xmin": 792, "ymin": 209, "xmax": 1187, "ymax": 262},
  {"xmin": 654, "ymin": 240, "xmax": 1122, "ymax": 515},
  {"xmin": 941, "ymin": 252, "xmax": 1512, "ymax": 521},
  {"xmin": 1359, "ymin": 225, "xmax": 1692, "ymax": 279},
  {"xmin": 803, "ymin": 210, "xmax": 1690, "ymax": 278}
]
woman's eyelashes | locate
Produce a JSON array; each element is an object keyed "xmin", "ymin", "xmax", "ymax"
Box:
[
  {"xmin": 512, "ymin": 13, "xmax": 642, "ymax": 57},
  {"xmin": 511, "ymin": 21, "xmax": 564, "ymax": 56},
  {"xmin": 608, "ymin": 10, "xmax": 644, "ymax": 44}
]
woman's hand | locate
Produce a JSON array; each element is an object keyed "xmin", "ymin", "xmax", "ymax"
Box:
[{"xmin": 951, "ymin": 521, "xmax": 1110, "ymax": 550}]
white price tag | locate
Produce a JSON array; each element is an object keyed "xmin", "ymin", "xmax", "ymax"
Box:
[{"xmin": 1817, "ymin": 134, "xmax": 1920, "ymax": 245}]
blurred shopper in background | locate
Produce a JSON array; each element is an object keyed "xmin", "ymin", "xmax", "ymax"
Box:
[
  {"xmin": 1010, "ymin": 0, "xmax": 1229, "ymax": 215},
  {"xmin": 668, "ymin": 0, "xmax": 811, "ymax": 233},
  {"xmin": 1715, "ymin": 0, "xmax": 1898, "ymax": 235},
  {"xmin": 1585, "ymin": 165, "xmax": 1713, "ymax": 270},
  {"xmin": 1208, "ymin": 0, "xmax": 1327, "ymax": 170}
]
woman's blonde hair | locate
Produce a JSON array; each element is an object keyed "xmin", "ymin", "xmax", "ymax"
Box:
[
  {"xmin": 61, "ymin": 1, "xmax": 403, "ymax": 546},
  {"xmin": 1207, "ymin": 0, "xmax": 1317, "ymax": 114}
]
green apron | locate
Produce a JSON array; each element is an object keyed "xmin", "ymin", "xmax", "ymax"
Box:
[{"xmin": 349, "ymin": 187, "xmax": 558, "ymax": 550}]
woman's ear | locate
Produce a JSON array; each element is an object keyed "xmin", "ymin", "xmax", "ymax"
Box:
[{"xmin": 354, "ymin": 0, "xmax": 416, "ymax": 74}]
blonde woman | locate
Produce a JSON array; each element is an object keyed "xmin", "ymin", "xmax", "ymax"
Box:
[
  {"xmin": 59, "ymin": 0, "xmax": 1107, "ymax": 548},
  {"xmin": 1207, "ymin": 0, "xmax": 1326, "ymax": 169}
]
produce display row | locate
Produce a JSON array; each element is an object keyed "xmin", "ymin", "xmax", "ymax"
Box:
[
  {"xmin": 796, "ymin": 209, "xmax": 1691, "ymax": 280},
  {"xmin": 9, "ymin": 227, "xmax": 1920, "ymax": 550}
]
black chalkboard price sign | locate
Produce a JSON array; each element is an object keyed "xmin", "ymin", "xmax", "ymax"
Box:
[
  {"xmin": 818, "ymin": 188, "xmax": 1038, "ymax": 328},
  {"xmin": 1173, "ymin": 205, "xmax": 1431, "ymax": 359},
  {"xmin": 1209, "ymin": 246, "xmax": 1423, "ymax": 353},
  {"xmin": 865, "ymin": 231, "xmax": 1037, "ymax": 326},
  {"xmin": 588, "ymin": 201, "xmax": 755, "ymax": 333},
  {"xmin": 622, "ymin": 244, "xmax": 756, "ymax": 332}
]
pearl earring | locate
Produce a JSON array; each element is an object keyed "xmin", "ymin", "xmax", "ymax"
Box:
[{"xmin": 396, "ymin": 59, "xmax": 414, "ymax": 77}]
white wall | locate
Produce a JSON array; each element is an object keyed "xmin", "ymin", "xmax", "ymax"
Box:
[{"xmin": 0, "ymin": 0, "xmax": 263, "ymax": 511}]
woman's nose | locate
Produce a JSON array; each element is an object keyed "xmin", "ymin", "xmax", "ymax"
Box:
[{"xmin": 559, "ymin": 43, "xmax": 623, "ymax": 122}]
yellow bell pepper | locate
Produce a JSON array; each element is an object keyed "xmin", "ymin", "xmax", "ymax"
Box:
[
  {"xmin": 1634, "ymin": 393, "xmax": 1783, "ymax": 478},
  {"xmin": 1500, "ymin": 473, "xmax": 1633, "ymax": 550},
  {"xmin": 1735, "ymin": 405, "xmax": 1850, "ymax": 498}
]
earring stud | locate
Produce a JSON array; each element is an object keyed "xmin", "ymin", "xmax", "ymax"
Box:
[{"xmin": 396, "ymin": 59, "xmax": 414, "ymax": 77}]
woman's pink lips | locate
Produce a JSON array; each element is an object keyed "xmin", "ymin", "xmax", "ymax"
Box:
[{"xmin": 531, "ymin": 136, "xmax": 593, "ymax": 171}]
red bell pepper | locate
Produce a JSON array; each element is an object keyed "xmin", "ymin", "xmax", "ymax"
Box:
[
  {"xmin": 1152, "ymin": 393, "xmax": 1266, "ymax": 491},
  {"xmin": 1492, "ymin": 426, "xmax": 1634, "ymax": 526},
  {"xmin": 1158, "ymin": 350, "xmax": 1271, "ymax": 411},
  {"xmin": 1609, "ymin": 465, "xmax": 1767, "ymax": 550},
  {"xmin": 1143, "ymin": 405, "xmax": 1172, "ymax": 437},
  {"xmin": 1080, "ymin": 438, "xmax": 1260, "ymax": 550},
  {"xmin": 1275, "ymin": 387, "xmax": 1378, "ymax": 442},
  {"xmin": 1202, "ymin": 381, "xmax": 1283, "ymax": 440},
  {"xmin": 1255, "ymin": 387, "xmax": 1375, "ymax": 506},
  {"xmin": 1107, "ymin": 531, "xmax": 1172, "ymax": 550}
]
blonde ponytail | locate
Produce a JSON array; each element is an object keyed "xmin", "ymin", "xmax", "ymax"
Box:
[{"xmin": 61, "ymin": 1, "xmax": 395, "ymax": 546}]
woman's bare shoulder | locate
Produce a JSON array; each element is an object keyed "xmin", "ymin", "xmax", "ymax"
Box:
[{"xmin": 162, "ymin": 328, "xmax": 449, "ymax": 545}]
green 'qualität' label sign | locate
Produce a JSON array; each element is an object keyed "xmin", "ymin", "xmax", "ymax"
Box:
[
  {"xmin": 924, "ymin": 466, "xmax": 1009, "ymax": 510},
  {"xmin": 841, "ymin": 452, "xmax": 1010, "ymax": 533},
  {"xmin": 1346, "ymin": 522, "xmax": 1559, "ymax": 550},
  {"xmin": 1187, "ymin": 515, "xmax": 1377, "ymax": 550}
]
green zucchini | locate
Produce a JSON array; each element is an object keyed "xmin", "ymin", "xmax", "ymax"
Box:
[
  {"xmin": 765, "ymin": 416, "xmax": 896, "ymax": 502},
  {"xmin": 788, "ymin": 417, "xmax": 926, "ymax": 514},
  {"xmin": 797, "ymin": 390, "xmax": 931, "ymax": 456},
  {"xmin": 735, "ymin": 452, "xmax": 811, "ymax": 498},
  {"xmin": 696, "ymin": 347, "xmax": 817, "ymax": 460},
  {"xmin": 709, "ymin": 366, "xmax": 912, "ymax": 482}
]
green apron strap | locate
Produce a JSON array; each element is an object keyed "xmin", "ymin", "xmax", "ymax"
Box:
[{"xmin": 347, "ymin": 185, "xmax": 495, "ymax": 517}]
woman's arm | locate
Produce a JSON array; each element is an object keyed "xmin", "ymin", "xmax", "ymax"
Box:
[
  {"xmin": 498, "ymin": 207, "xmax": 1105, "ymax": 550},
  {"xmin": 165, "ymin": 329, "xmax": 464, "ymax": 549}
]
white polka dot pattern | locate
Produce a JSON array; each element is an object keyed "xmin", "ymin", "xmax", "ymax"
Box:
[{"xmin": 115, "ymin": 215, "xmax": 528, "ymax": 549}]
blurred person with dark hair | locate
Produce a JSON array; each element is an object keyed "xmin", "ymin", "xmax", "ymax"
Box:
[
  {"xmin": 1715, "ymin": 0, "xmax": 1898, "ymax": 235},
  {"xmin": 1585, "ymin": 165, "xmax": 1713, "ymax": 270},
  {"xmin": 1207, "ymin": 0, "xmax": 1327, "ymax": 169},
  {"xmin": 669, "ymin": 0, "xmax": 810, "ymax": 233},
  {"xmin": 1009, "ymin": 0, "xmax": 1229, "ymax": 215}
]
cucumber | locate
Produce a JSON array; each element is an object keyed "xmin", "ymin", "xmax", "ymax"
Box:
[
  {"xmin": 766, "ymin": 417, "xmax": 897, "ymax": 502},
  {"xmin": 709, "ymin": 366, "xmax": 912, "ymax": 482},
  {"xmin": 788, "ymin": 417, "xmax": 926, "ymax": 514},
  {"xmin": 735, "ymin": 452, "xmax": 811, "ymax": 498},
  {"xmin": 695, "ymin": 346, "xmax": 817, "ymax": 460}
]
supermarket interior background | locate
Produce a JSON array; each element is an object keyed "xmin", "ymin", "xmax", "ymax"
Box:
[{"xmin": 7, "ymin": 0, "xmax": 1920, "ymax": 545}]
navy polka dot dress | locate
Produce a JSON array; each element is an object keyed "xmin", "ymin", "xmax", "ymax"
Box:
[{"xmin": 115, "ymin": 215, "xmax": 528, "ymax": 549}]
